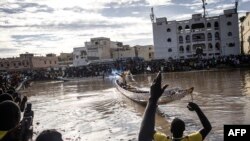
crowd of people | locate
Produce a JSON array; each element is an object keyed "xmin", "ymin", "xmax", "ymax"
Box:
[
  {"xmin": 0, "ymin": 72, "xmax": 63, "ymax": 141},
  {"xmin": 2, "ymin": 55, "xmax": 248, "ymax": 80},
  {"xmin": 63, "ymin": 55, "xmax": 250, "ymax": 78}
]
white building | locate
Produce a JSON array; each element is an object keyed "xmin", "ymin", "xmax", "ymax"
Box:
[
  {"xmin": 73, "ymin": 47, "xmax": 87, "ymax": 66},
  {"xmin": 85, "ymin": 37, "xmax": 112, "ymax": 61},
  {"xmin": 242, "ymin": 12, "xmax": 250, "ymax": 54},
  {"xmin": 153, "ymin": 8, "xmax": 240, "ymax": 59}
]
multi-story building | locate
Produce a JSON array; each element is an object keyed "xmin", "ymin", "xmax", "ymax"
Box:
[
  {"xmin": 153, "ymin": 8, "xmax": 240, "ymax": 59},
  {"xmin": 73, "ymin": 47, "xmax": 88, "ymax": 66},
  {"xmin": 73, "ymin": 37, "xmax": 156, "ymax": 66},
  {"xmin": 111, "ymin": 45, "xmax": 135, "ymax": 59},
  {"xmin": 134, "ymin": 45, "xmax": 154, "ymax": 61},
  {"xmin": 0, "ymin": 54, "xmax": 32, "ymax": 71},
  {"xmin": 31, "ymin": 53, "xmax": 59, "ymax": 69},
  {"xmin": 85, "ymin": 37, "xmax": 112, "ymax": 61},
  {"xmin": 0, "ymin": 53, "xmax": 59, "ymax": 71},
  {"xmin": 242, "ymin": 12, "xmax": 250, "ymax": 54},
  {"xmin": 58, "ymin": 53, "xmax": 73, "ymax": 67}
]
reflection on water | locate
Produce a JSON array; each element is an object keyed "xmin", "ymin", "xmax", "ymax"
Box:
[{"xmin": 24, "ymin": 69, "xmax": 250, "ymax": 141}]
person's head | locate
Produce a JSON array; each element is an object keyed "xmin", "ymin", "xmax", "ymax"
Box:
[
  {"xmin": 36, "ymin": 129, "xmax": 63, "ymax": 141},
  {"xmin": 170, "ymin": 118, "xmax": 185, "ymax": 138},
  {"xmin": 0, "ymin": 101, "xmax": 21, "ymax": 140},
  {"xmin": 0, "ymin": 93, "xmax": 14, "ymax": 103}
]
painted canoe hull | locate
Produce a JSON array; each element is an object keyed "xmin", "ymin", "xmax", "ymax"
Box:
[{"xmin": 115, "ymin": 80, "xmax": 194, "ymax": 105}]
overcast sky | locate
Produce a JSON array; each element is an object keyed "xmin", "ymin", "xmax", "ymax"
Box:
[{"xmin": 0, "ymin": 0, "xmax": 249, "ymax": 58}]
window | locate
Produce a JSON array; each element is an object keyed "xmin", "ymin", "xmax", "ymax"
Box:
[
  {"xmin": 178, "ymin": 26, "xmax": 182, "ymax": 31},
  {"xmin": 179, "ymin": 46, "xmax": 184, "ymax": 52},
  {"xmin": 186, "ymin": 35, "xmax": 190, "ymax": 42},
  {"xmin": 208, "ymin": 43, "xmax": 213, "ymax": 50},
  {"xmin": 214, "ymin": 21, "xmax": 219, "ymax": 29},
  {"xmin": 228, "ymin": 43, "xmax": 235, "ymax": 47},
  {"xmin": 227, "ymin": 21, "xmax": 232, "ymax": 26},
  {"xmin": 168, "ymin": 48, "xmax": 172, "ymax": 52},
  {"xmin": 228, "ymin": 32, "xmax": 232, "ymax": 36},
  {"xmin": 44, "ymin": 61, "xmax": 46, "ymax": 64},
  {"xmin": 167, "ymin": 28, "xmax": 171, "ymax": 32},
  {"xmin": 55, "ymin": 61, "xmax": 57, "ymax": 64},
  {"xmin": 207, "ymin": 33, "xmax": 212, "ymax": 41},
  {"xmin": 215, "ymin": 43, "xmax": 220, "ymax": 50},
  {"xmin": 215, "ymin": 32, "xmax": 220, "ymax": 40},
  {"xmin": 186, "ymin": 45, "xmax": 190, "ymax": 52},
  {"xmin": 185, "ymin": 25, "xmax": 190, "ymax": 29},
  {"xmin": 167, "ymin": 38, "xmax": 171, "ymax": 42},
  {"xmin": 0, "ymin": 64, "xmax": 3, "ymax": 67},
  {"xmin": 207, "ymin": 22, "xmax": 211, "ymax": 28},
  {"xmin": 179, "ymin": 36, "xmax": 183, "ymax": 43}
]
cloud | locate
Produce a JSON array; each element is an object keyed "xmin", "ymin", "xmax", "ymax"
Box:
[
  {"xmin": 145, "ymin": 0, "xmax": 173, "ymax": 6},
  {"xmin": 242, "ymin": 0, "xmax": 250, "ymax": 2},
  {"xmin": 0, "ymin": 1, "xmax": 54, "ymax": 14},
  {"xmin": 0, "ymin": 0, "xmax": 249, "ymax": 58},
  {"xmin": 216, "ymin": 3, "xmax": 234, "ymax": 9}
]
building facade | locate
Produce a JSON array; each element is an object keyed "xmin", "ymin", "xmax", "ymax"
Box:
[
  {"xmin": 153, "ymin": 8, "xmax": 240, "ymax": 59},
  {"xmin": 31, "ymin": 53, "xmax": 59, "ymax": 69},
  {"xmin": 73, "ymin": 47, "xmax": 88, "ymax": 66},
  {"xmin": 0, "ymin": 56, "xmax": 32, "ymax": 71},
  {"xmin": 111, "ymin": 45, "xmax": 135, "ymax": 60},
  {"xmin": 58, "ymin": 53, "xmax": 73, "ymax": 67},
  {"xmin": 135, "ymin": 45, "xmax": 154, "ymax": 61},
  {"xmin": 0, "ymin": 53, "xmax": 59, "ymax": 71},
  {"xmin": 242, "ymin": 12, "xmax": 250, "ymax": 54},
  {"xmin": 85, "ymin": 37, "xmax": 112, "ymax": 61}
]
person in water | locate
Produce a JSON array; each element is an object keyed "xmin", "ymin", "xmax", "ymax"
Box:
[{"xmin": 138, "ymin": 72, "xmax": 212, "ymax": 141}]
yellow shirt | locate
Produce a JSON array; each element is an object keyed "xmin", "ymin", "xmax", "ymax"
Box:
[{"xmin": 154, "ymin": 131, "xmax": 202, "ymax": 141}]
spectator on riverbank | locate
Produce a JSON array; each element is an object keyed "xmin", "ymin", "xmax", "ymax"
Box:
[
  {"xmin": 36, "ymin": 129, "xmax": 63, "ymax": 141},
  {"xmin": 0, "ymin": 101, "xmax": 21, "ymax": 141},
  {"xmin": 138, "ymin": 72, "xmax": 212, "ymax": 141},
  {"xmin": 0, "ymin": 93, "xmax": 14, "ymax": 103}
]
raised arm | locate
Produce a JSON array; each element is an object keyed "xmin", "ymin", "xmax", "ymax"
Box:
[
  {"xmin": 187, "ymin": 102, "xmax": 212, "ymax": 140},
  {"xmin": 138, "ymin": 72, "xmax": 168, "ymax": 141}
]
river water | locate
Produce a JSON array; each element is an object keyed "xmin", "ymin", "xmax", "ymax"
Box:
[{"xmin": 22, "ymin": 69, "xmax": 250, "ymax": 141}]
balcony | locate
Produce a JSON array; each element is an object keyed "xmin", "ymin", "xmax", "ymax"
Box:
[
  {"xmin": 215, "ymin": 37, "xmax": 220, "ymax": 41},
  {"xmin": 179, "ymin": 41, "xmax": 184, "ymax": 44},
  {"xmin": 214, "ymin": 27, "xmax": 219, "ymax": 30},
  {"xmin": 192, "ymin": 39, "xmax": 205, "ymax": 42}
]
